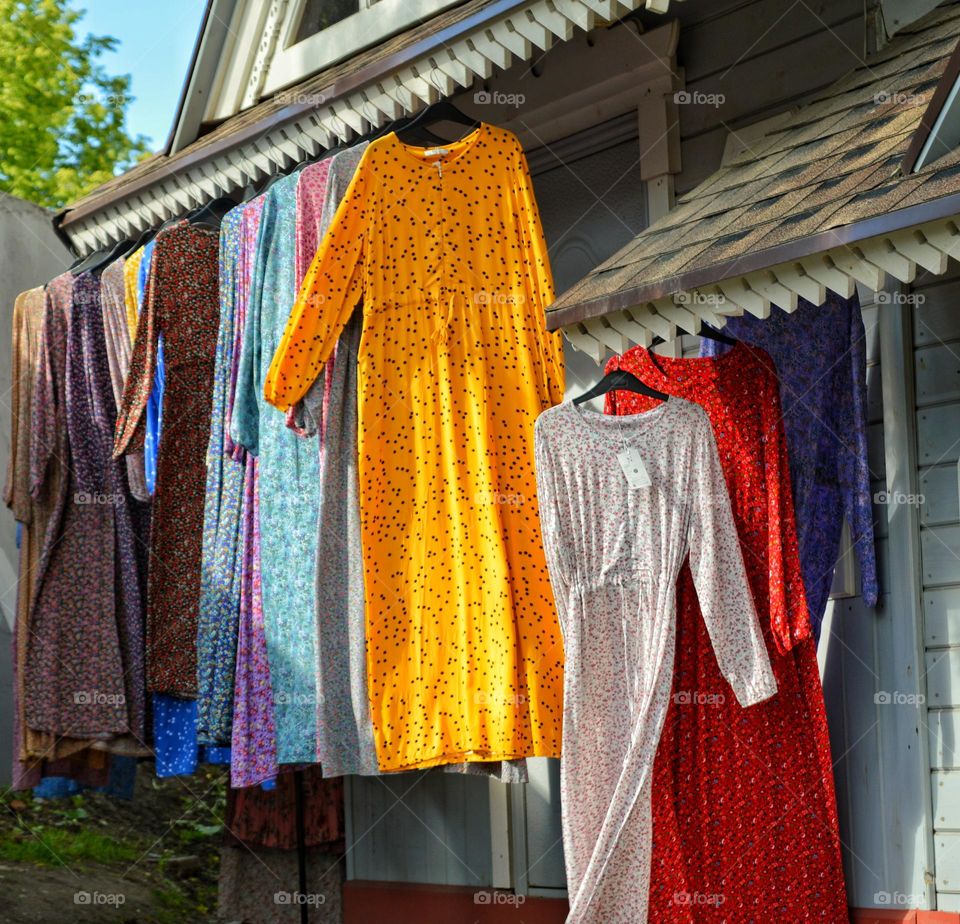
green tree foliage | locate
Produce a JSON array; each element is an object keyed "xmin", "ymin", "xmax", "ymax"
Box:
[{"xmin": 0, "ymin": 0, "xmax": 150, "ymax": 209}]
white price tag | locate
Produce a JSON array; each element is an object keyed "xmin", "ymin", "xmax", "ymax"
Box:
[{"xmin": 617, "ymin": 447, "xmax": 651, "ymax": 489}]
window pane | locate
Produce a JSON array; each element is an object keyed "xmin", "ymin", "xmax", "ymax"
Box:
[{"xmin": 295, "ymin": 0, "xmax": 361, "ymax": 42}]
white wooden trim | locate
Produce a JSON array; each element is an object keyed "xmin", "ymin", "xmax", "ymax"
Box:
[
  {"xmin": 561, "ymin": 217, "xmax": 960, "ymax": 356},
  {"xmin": 240, "ymin": 0, "xmax": 289, "ymax": 111},
  {"xmin": 204, "ymin": 0, "xmax": 275, "ymax": 124},
  {"xmin": 914, "ymin": 65, "xmax": 960, "ymax": 172},
  {"xmin": 488, "ymin": 778, "xmax": 512, "ymax": 888},
  {"xmin": 508, "ymin": 782, "xmax": 529, "ymax": 895},
  {"xmin": 66, "ymin": 0, "xmax": 661, "ymax": 255},
  {"xmin": 877, "ymin": 291, "xmax": 938, "ymax": 907},
  {"xmin": 262, "ymin": 0, "xmax": 465, "ymax": 101}
]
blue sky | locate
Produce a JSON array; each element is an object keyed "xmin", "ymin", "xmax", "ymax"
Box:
[{"xmin": 70, "ymin": 1, "xmax": 208, "ymax": 151}]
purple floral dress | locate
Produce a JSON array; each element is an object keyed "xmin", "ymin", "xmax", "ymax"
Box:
[
  {"xmin": 230, "ymin": 195, "xmax": 279, "ymax": 788},
  {"xmin": 231, "ymin": 462, "xmax": 276, "ymax": 787},
  {"xmin": 700, "ymin": 291, "xmax": 879, "ymax": 638},
  {"xmin": 75, "ymin": 271, "xmax": 148, "ymax": 741}
]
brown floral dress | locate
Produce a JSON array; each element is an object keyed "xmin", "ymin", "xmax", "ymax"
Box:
[
  {"xmin": 26, "ymin": 273, "xmax": 130, "ymax": 739},
  {"xmin": 114, "ymin": 221, "xmax": 221, "ymax": 697},
  {"xmin": 6, "ymin": 286, "xmax": 91, "ymax": 775}
]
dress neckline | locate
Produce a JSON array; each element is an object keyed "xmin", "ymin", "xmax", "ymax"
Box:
[
  {"xmin": 627, "ymin": 339, "xmax": 746, "ymax": 389},
  {"xmin": 388, "ymin": 123, "xmax": 486, "ymax": 171},
  {"xmin": 563, "ymin": 396, "xmax": 674, "ymax": 440}
]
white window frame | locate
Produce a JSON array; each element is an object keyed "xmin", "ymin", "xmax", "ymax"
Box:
[{"xmin": 261, "ymin": 0, "xmax": 465, "ymax": 99}]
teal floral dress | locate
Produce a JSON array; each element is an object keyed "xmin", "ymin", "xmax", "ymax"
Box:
[{"xmin": 231, "ymin": 169, "xmax": 320, "ymax": 765}]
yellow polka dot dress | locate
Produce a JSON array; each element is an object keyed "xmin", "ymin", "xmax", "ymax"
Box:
[{"xmin": 264, "ymin": 123, "xmax": 566, "ymax": 771}]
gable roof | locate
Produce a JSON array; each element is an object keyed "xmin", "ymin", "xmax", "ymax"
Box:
[{"xmin": 546, "ymin": 0, "xmax": 960, "ymax": 353}]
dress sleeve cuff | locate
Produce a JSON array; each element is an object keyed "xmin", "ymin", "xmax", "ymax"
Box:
[{"xmin": 728, "ymin": 672, "xmax": 778, "ymax": 708}]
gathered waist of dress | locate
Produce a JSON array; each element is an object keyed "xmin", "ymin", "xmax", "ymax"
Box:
[
  {"xmin": 365, "ymin": 287, "xmax": 528, "ymax": 313},
  {"xmin": 567, "ymin": 567, "xmax": 654, "ymax": 594}
]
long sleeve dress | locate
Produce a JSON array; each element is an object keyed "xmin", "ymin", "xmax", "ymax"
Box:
[
  {"xmin": 606, "ymin": 342, "xmax": 849, "ymax": 921},
  {"xmin": 7, "ymin": 287, "xmax": 44, "ymax": 780},
  {"xmin": 230, "ymin": 195, "xmax": 281, "ymax": 789},
  {"xmin": 26, "ymin": 272, "xmax": 130, "ymax": 740},
  {"xmin": 264, "ymin": 124, "xmax": 566, "ymax": 772},
  {"xmin": 535, "ymin": 398, "xmax": 776, "ymax": 924},
  {"xmin": 230, "ymin": 169, "xmax": 321, "ymax": 767},
  {"xmin": 114, "ymin": 221, "xmax": 221, "ymax": 697},
  {"xmin": 100, "ymin": 260, "xmax": 149, "ymax": 501},
  {"xmin": 292, "ymin": 149, "xmax": 374, "ymax": 776},
  {"xmin": 699, "ymin": 291, "xmax": 879, "ymax": 639},
  {"xmin": 73, "ymin": 271, "xmax": 148, "ymax": 744},
  {"xmin": 196, "ymin": 206, "xmax": 248, "ymax": 746},
  {"xmin": 6, "ymin": 286, "xmax": 91, "ymax": 778}
]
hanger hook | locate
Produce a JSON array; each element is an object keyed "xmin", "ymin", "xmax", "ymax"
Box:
[
  {"xmin": 328, "ymin": 111, "xmax": 349, "ymax": 142},
  {"xmin": 359, "ymin": 96, "xmax": 380, "ymax": 132},
  {"xmin": 426, "ymin": 66, "xmax": 447, "ymax": 100}
]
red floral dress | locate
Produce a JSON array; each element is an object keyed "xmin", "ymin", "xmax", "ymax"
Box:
[{"xmin": 606, "ymin": 342, "xmax": 848, "ymax": 922}]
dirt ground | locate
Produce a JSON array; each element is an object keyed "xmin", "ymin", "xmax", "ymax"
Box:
[{"xmin": 0, "ymin": 762, "xmax": 224, "ymax": 923}]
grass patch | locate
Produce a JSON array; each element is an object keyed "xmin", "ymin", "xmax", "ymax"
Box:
[
  {"xmin": 151, "ymin": 884, "xmax": 202, "ymax": 924},
  {"xmin": 0, "ymin": 825, "xmax": 142, "ymax": 867}
]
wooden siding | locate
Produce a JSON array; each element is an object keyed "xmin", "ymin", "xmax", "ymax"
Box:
[{"xmin": 912, "ymin": 271, "xmax": 960, "ymax": 910}]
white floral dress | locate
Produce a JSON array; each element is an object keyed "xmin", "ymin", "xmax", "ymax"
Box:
[{"xmin": 534, "ymin": 398, "xmax": 777, "ymax": 924}]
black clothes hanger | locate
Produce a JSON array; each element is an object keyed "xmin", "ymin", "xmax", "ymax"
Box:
[
  {"xmin": 68, "ymin": 250, "xmax": 98, "ymax": 271},
  {"xmin": 187, "ymin": 194, "xmax": 239, "ymax": 229},
  {"xmin": 396, "ymin": 121, "xmax": 449, "ymax": 147},
  {"xmin": 403, "ymin": 98, "xmax": 479, "ymax": 131},
  {"xmin": 118, "ymin": 227, "xmax": 155, "ymax": 260},
  {"xmin": 573, "ymin": 367, "xmax": 669, "ymax": 406},
  {"xmin": 88, "ymin": 238, "xmax": 134, "ymax": 276},
  {"xmin": 648, "ymin": 320, "xmax": 738, "ymax": 374},
  {"xmin": 698, "ymin": 321, "xmax": 737, "ymax": 346},
  {"xmin": 394, "ymin": 99, "xmax": 481, "ymax": 146},
  {"xmin": 252, "ymin": 170, "xmax": 289, "ymax": 198},
  {"xmin": 650, "ymin": 323, "xmax": 737, "ymax": 348},
  {"xmin": 70, "ymin": 239, "xmax": 130, "ymax": 276}
]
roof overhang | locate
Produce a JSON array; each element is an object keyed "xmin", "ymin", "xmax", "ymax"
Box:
[
  {"xmin": 56, "ymin": 0, "xmax": 664, "ymax": 255},
  {"xmin": 556, "ymin": 197, "xmax": 960, "ymax": 361},
  {"xmin": 546, "ymin": 1, "xmax": 960, "ymax": 359}
]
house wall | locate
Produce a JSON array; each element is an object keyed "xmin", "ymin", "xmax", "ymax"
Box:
[
  {"xmin": 907, "ymin": 268, "xmax": 960, "ymax": 912},
  {"xmin": 816, "ymin": 286, "xmax": 935, "ymax": 911},
  {"xmin": 673, "ymin": 0, "xmax": 866, "ymax": 195},
  {"xmin": 345, "ymin": 0, "xmax": 931, "ymax": 906},
  {"xmin": 0, "ymin": 194, "xmax": 71, "ymax": 790}
]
